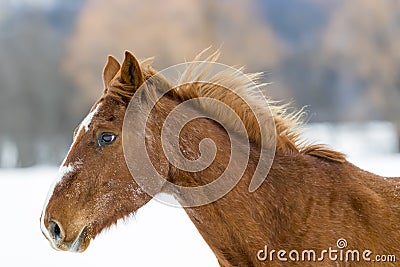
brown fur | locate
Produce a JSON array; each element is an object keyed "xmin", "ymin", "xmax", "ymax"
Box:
[{"xmin": 41, "ymin": 51, "xmax": 400, "ymax": 266}]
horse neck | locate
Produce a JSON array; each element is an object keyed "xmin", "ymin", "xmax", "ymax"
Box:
[
  {"xmin": 160, "ymin": 109, "xmax": 400, "ymax": 264},
  {"xmin": 152, "ymin": 97, "xmax": 277, "ymax": 264},
  {"xmin": 149, "ymin": 95, "xmax": 400, "ymax": 265}
]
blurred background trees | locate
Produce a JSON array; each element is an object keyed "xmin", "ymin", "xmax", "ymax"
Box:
[
  {"xmin": 1, "ymin": 0, "xmax": 400, "ymax": 167},
  {"xmin": 0, "ymin": 0, "xmax": 84, "ymax": 167}
]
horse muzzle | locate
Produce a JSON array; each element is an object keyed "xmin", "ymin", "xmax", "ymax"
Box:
[{"xmin": 42, "ymin": 219, "xmax": 91, "ymax": 253}]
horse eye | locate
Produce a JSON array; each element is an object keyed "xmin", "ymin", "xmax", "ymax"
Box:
[{"xmin": 98, "ymin": 132, "xmax": 117, "ymax": 146}]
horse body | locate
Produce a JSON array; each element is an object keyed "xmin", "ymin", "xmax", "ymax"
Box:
[
  {"xmin": 40, "ymin": 51, "xmax": 400, "ymax": 266},
  {"xmin": 183, "ymin": 154, "xmax": 400, "ymax": 266},
  {"xmin": 150, "ymin": 93, "xmax": 400, "ymax": 266}
]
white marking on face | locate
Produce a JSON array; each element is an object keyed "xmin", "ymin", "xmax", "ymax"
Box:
[
  {"xmin": 81, "ymin": 102, "xmax": 102, "ymax": 132},
  {"xmin": 41, "ymin": 102, "xmax": 102, "ymax": 242},
  {"xmin": 61, "ymin": 103, "xmax": 103, "ymax": 166},
  {"xmin": 40, "ymin": 164, "xmax": 75, "ymax": 242}
]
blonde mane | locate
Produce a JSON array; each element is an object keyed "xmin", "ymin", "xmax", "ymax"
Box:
[{"xmin": 136, "ymin": 52, "xmax": 346, "ymax": 163}]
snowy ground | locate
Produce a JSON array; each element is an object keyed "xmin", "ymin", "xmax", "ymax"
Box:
[
  {"xmin": 0, "ymin": 167, "xmax": 218, "ymax": 266},
  {"xmin": 1, "ymin": 154, "xmax": 400, "ymax": 266}
]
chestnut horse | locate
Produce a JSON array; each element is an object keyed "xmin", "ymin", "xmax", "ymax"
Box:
[{"xmin": 41, "ymin": 51, "xmax": 400, "ymax": 266}]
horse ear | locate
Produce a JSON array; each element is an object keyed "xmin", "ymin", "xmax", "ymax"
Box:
[
  {"xmin": 103, "ymin": 55, "xmax": 120, "ymax": 89},
  {"xmin": 120, "ymin": 51, "xmax": 145, "ymax": 89}
]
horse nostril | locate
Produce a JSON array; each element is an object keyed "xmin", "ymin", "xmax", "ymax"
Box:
[{"xmin": 49, "ymin": 220, "xmax": 63, "ymax": 242}]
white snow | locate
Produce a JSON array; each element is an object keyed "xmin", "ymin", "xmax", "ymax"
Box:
[
  {"xmin": 303, "ymin": 121, "xmax": 399, "ymax": 158},
  {"xmin": 1, "ymin": 145, "xmax": 400, "ymax": 266},
  {"xmin": 0, "ymin": 167, "xmax": 218, "ymax": 267}
]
